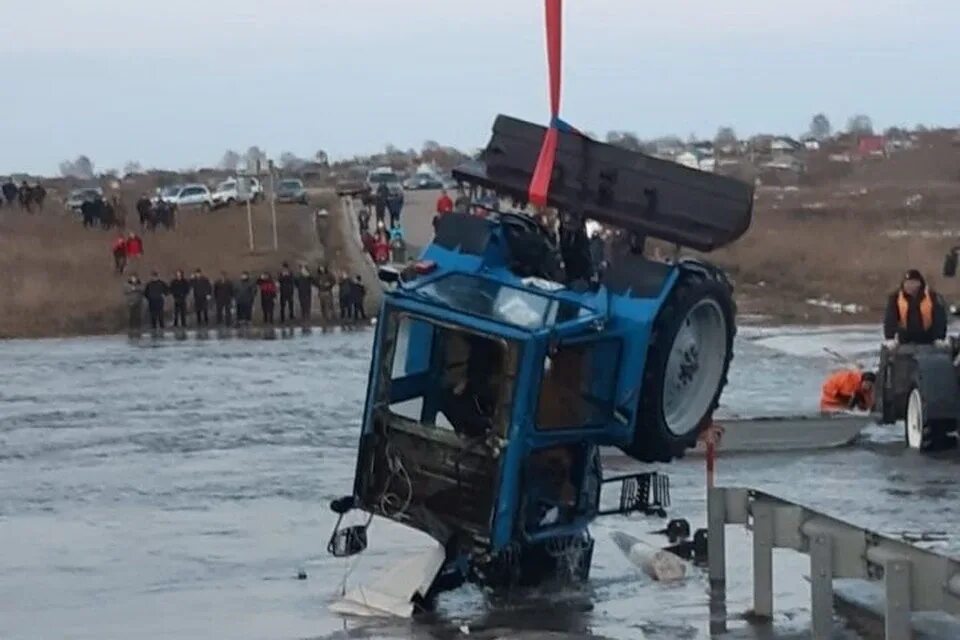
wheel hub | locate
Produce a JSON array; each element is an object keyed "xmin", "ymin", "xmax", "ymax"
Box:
[{"xmin": 662, "ymin": 298, "xmax": 728, "ymax": 437}]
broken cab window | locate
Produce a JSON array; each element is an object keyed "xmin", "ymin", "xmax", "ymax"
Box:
[
  {"xmin": 537, "ymin": 339, "xmax": 620, "ymax": 430},
  {"xmin": 381, "ymin": 311, "xmax": 517, "ymax": 439}
]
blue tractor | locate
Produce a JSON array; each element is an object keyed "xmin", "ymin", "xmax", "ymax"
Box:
[{"xmin": 328, "ymin": 115, "xmax": 754, "ymax": 601}]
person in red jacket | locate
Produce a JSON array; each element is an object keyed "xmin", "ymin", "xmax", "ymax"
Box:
[
  {"xmin": 436, "ymin": 189, "xmax": 453, "ymax": 215},
  {"xmin": 125, "ymin": 231, "xmax": 143, "ymax": 260},
  {"xmin": 820, "ymin": 369, "xmax": 876, "ymax": 412},
  {"xmin": 373, "ymin": 231, "xmax": 390, "ymax": 264},
  {"xmin": 256, "ymin": 272, "xmax": 278, "ymax": 324},
  {"xmin": 111, "ymin": 234, "xmax": 127, "ymax": 273}
]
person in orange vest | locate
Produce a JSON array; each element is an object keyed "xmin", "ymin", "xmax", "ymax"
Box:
[
  {"xmin": 820, "ymin": 369, "xmax": 876, "ymax": 412},
  {"xmin": 882, "ymin": 269, "xmax": 947, "ymax": 345}
]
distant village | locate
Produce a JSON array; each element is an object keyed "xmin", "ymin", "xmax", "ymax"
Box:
[{"xmin": 6, "ymin": 115, "xmax": 960, "ymax": 199}]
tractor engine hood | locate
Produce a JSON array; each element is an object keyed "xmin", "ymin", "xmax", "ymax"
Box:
[{"xmin": 453, "ymin": 114, "xmax": 755, "ymax": 252}]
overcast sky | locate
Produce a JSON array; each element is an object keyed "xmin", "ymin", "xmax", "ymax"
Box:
[{"xmin": 1, "ymin": 0, "xmax": 956, "ymax": 175}]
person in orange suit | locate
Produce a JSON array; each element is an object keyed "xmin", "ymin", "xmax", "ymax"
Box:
[{"xmin": 820, "ymin": 369, "xmax": 876, "ymax": 412}]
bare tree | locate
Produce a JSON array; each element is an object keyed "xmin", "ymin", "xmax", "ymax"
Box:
[
  {"xmin": 123, "ymin": 161, "xmax": 143, "ymax": 176},
  {"xmin": 279, "ymin": 151, "xmax": 305, "ymax": 171},
  {"xmin": 421, "ymin": 140, "xmax": 441, "ymax": 153},
  {"xmin": 810, "ymin": 113, "xmax": 832, "ymax": 140},
  {"xmin": 714, "ymin": 126, "xmax": 738, "ymax": 147},
  {"xmin": 59, "ymin": 155, "xmax": 95, "ymax": 180},
  {"xmin": 220, "ymin": 150, "xmax": 241, "ymax": 171},
  {"xmin": 314, "ymin": 149, "xmax": 329, "ymax": 167},
  {"xmin": 846, "ymin": 114, "xmax": 874, "ymax": 135},
  {"xmin": 244, "ymin": 146, "xmax": 267, "ymax": 173}
]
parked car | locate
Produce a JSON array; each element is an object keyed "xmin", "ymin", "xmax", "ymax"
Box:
[
  {"xmin": 212, "ymin": 177, "xmax": 263, "ymax": 208},
  {"xmin": 275, "ymin": 178, "xmax": 308, "ymax": 205},
  {"xmin": 65, "ymin": 187, "xmax": 103, "ymax": 213},
  {"xmin": 151, "ymin": 185, "xmax": 182, "ymax": 206},
  {"xmin": 153, "ymin": 184, "xmax": 214, "ymax": 211},
  {"xmin": 403, "ymin": 172, "xmax": 444, "ymax": 191},
  {"xmin": 366, "ymin": 167, "xmax": 403, "ymax": 197}
]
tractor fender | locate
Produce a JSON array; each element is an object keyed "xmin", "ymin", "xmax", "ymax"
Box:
[
  {"xmin": 912, "ymin": 350, "xmax": 960, "ymax": 422},
  {"xmin": 677, "ymin": 257, "xmax": 734, "ymax": 292}
]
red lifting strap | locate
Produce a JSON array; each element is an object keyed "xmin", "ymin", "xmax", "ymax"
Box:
[{"xmin": 528, "ymin": 0, "xmax": 563, "ymax": 208}]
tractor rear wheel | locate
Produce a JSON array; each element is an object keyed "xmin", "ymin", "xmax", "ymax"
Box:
[
  {"xmin": 626, "ymin": 270, "xmax": 736, "ymax": 463},
  {"xmin": 904, "ymin": 386, "xmax": 956, "ymax": 451}
]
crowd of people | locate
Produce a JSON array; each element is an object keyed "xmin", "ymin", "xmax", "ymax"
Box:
[
  {"xmin": 1, "ymin": 179, "xmax": 46, "ymax": 212},
  {"xmin": 357, "ymin": 181, "xmax": 407, "ymax": 265},
  {"xmin": 122, "ymin": 262, "xmax": 369, "ymax": 333}
]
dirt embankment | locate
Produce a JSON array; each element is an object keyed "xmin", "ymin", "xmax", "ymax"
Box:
[{"xmin": 0, "ymin": 192, "xmax": 350, "ymax": 338}]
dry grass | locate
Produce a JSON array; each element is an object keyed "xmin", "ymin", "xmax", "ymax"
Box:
[
  {"xmin": 705, "ymin": 200, "xmax": 959, "ymax": 322},
  {"xmin": 0, "ymin": 192, "xmax": 343, "ymax": 338}
]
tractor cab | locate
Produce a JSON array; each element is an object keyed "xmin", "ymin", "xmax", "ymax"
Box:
[{"xmin": 330, "ymin": 114, "xmax": 753, "ymax": 596}]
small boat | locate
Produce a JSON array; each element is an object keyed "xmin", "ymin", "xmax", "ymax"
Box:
[{"xmin": 688, "ymin": 413, "xmax": 871, "ymax": 455}]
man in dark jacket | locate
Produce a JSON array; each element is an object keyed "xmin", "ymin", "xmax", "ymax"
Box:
[
  {"xmin": 136, "ymin": 194, "xmax": 152, "ymax": 228},
  {"xmin": 351, "ymin": 275, "xmax": 367, "ymax": 320},
  {"xmin": 191, "ymin": 268, "xmax": 213, "ymax": 327},
  {"xmin": 235, "ymin": 272, "xmax": 257, "ymax": 325},
  {"xmin": 277, "ymin": 262, "xmax": 296, "ymax": 323},
  {"xmin": 295, "ymin": 264, "xmax": 316, "ymax": 323},
  {"xmin": 213, "ymin": 272, "xmax": 235, "ymax": 326},
  {"xmin": 143, "ymin": 271, "xmax": 169, "ymax": 330},
  {"xmin": 374, "ymin": 182, "xmax": 389, "ymax": 225},
  {"xmin": 883, "ymin": 269, "xmax": 948, "ymax": 346},
  {"xmin": 169, "ymin": 270, "xmax": 191, "ymax": 328},
  {"xmin": 338, "ymin": 272, "xmax": 353, "ymax": 321}
]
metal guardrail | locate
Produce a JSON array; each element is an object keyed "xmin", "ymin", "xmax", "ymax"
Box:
[{"xmin": 708, "ymin": 487, "xmax": 960, "ymax": 639}]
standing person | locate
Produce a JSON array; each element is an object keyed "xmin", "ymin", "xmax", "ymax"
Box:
[
  {"xmin": 389, "ymin": 224, "xmax": 406, "ymax": 263},
  {"xmin": 277, "ymin": 262, "xmax": 296, "ymax": 323},
  {"xmin": 351, "ymin": 275, "xmax": 367, "ymax": 321},
  {"xmin": 387, "ymin": 190, "xmax": 403, "ymax": 227},
  {"xmin": 436, "ymin": 189, "xmax": 453, "ymax": 215},
  {"xmin": 169, "ymin": 269, "xmax": 191, "ymax": 328},
  {"xmin": 143, "ymin": 271, "xmax": 168, "ymax": 331},
  {"xmin": 295, "ymin": 264, "xmax": 316, "ymax": 324},
  {"xmin": 125, "ymin": 231, "xmax": 144, "ymax": 264},
  {"xmin": 111, "ymin": 234, "xmax": 127, "ymax": 273},
  {"xmin": 257, "ymin": 272, "xmax": 278, "ymax": 324},
  {"xmin": 235, "ymin": 272, "xmax": 257, "ymax": 325},
  {"xmin": 315, "ymin": 266, "xmax": 336, "ymax": 323},
  {"xmin": 111, "ymin": 195, "xmax": 128, "ymax": 230},
  {"xmin": 374, "ymin": 182, "xmax": 389, "ymax": 225},
  {"xmin": 373, "ymin": 231, "xmax": 390, "ymax": 264},
  {"xmin": 136, "ymin": 194, "xmax": 152, "ymax": 228},
  {"xmin": 124, "ymin": 274, "xmax": 144, "ymax": 332},
  {"xmin": 191, "ymin": 268, "xmax": 213, "ymax": 327},
  {"xmin": 213, "ymin": 272, "xmax": 235, "ymax": 326},
  {"xmin": 338, "ymin": 271, "xmax": 353, "ymax": 321},
  {"xmin": 358, "ymin": 205, "xmax": 371, "ymax": 234}
]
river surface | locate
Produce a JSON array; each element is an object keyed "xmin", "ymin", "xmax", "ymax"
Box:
[{"xmin": 1, "ymin": 324, "xmax": 958, "ymax": 640}]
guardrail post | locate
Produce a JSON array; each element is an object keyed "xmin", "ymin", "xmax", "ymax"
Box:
[
  {"xmin": 752, "ymin": 500, "xmax": 774, "ymax": 619},
  {"xmin": 884, "ymin": 559, "xmax": 911, "ymax": 640},
  {"xmin": 707, "ymin": 487, "xmax": 726, "ymax": 589},
  {"xmin": 810, "ymin": 533, "xmax": 834, "ymax": 639}
]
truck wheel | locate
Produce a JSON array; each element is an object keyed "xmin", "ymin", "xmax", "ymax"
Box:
[
  {"xmin": 628, "ymin": 271, "xmax": 736, "ymax": 463},
  {"xmin": 904, "ymin": 387, "xmax": 955, "ymax": 451}
]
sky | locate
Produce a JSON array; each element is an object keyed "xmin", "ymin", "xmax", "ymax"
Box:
[{"xmin": 1, "ymin": 0, "xmax": 957, "ymax": 175}]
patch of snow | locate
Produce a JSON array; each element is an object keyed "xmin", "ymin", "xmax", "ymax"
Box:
[{"xmin": 805, "ymin": 298, "xmax": 865, "ymax": 314}]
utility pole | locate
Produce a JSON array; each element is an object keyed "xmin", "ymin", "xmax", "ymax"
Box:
[
  {"xmin": 245, "ymin": 164, "xmax": 255, "ymax": 252},
  {"xmin": 268, "ymin": 159, "xmax": 278, "ymax": 251}
]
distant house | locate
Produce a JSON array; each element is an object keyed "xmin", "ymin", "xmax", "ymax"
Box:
[
  {"xmin": 857, "ymin": 135, "xmax": 886, "ymax": 158},
  {"xmin": 802, "ymin": 137, "xmax": 821, "ymax": 151},
  {"xmin": 770, "ymin": 136, "xmax": 803, "ymax": 153}
]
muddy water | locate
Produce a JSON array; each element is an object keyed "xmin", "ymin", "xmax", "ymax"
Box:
[{"xmin": 1, "ymin": 325, "xmax": 957, "ymax": 640}]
